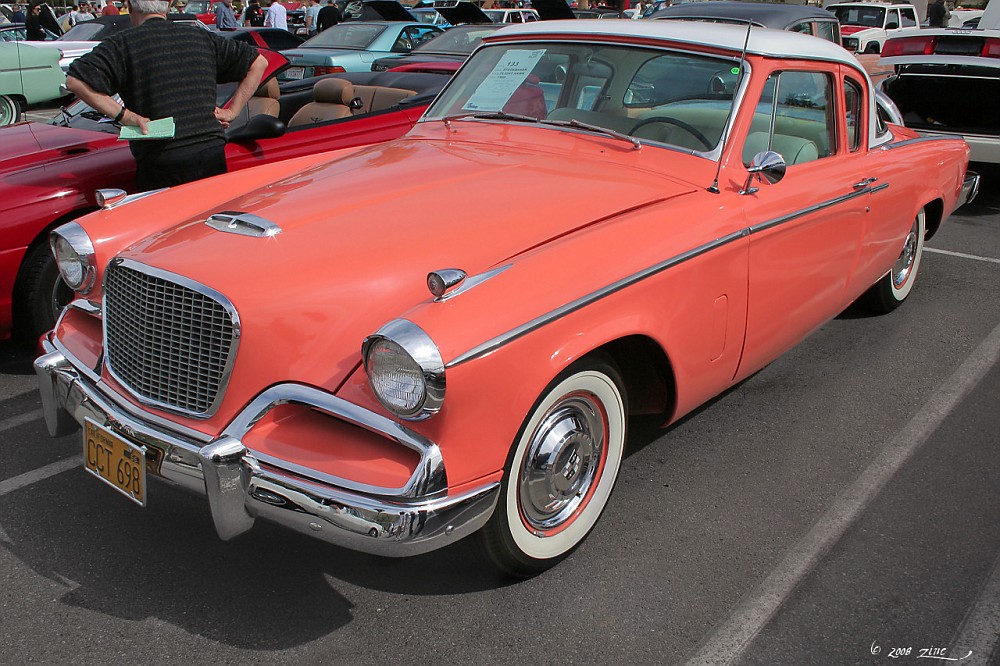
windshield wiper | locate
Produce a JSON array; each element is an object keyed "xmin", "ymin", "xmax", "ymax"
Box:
[
  {"xmin": 541, "ymin": 118, "xmax": 641, "ymax": 150},
  {"xmin": 441, "ymin": 111, "xmax": 541, "ymax": 128}
]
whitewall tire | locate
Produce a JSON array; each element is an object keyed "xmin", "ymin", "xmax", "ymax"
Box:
[
  {"xmin": 481, "ymin": 357, "xmax": 627, "ymax": 577},
  {"xmin": 860, "ymin": 208, "xmax": 925, "ymax": 314}
]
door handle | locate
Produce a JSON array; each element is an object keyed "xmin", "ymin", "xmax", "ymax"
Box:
[{"xmin": 853, "ymin": 177, "xmax": 877, "ymax": 189}]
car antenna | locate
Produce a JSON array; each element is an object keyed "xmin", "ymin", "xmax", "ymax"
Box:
[{"xmin": 708, "ymin": 20, "xmax": 753, "ymax": 194}]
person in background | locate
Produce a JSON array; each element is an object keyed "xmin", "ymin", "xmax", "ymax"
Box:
[
  {"xmin": 316, "ymin": 0, "xmax": 339, "ymax": 32},
  {"xmin": 66, "ymin": 0, "xmax": 268, "ymax": 191},
  {"xmin": 102, "ymin": 1, "xmax": 119, "ymax": 15},
  {"xmin": 215, "ymin": 0, "xmax": 238, "ymax": 28},
  {"xmin": 304, "ymin": 0, "xmax": 320, "ymax": 37},
  {"xmin": 11, "ymin": 4, "xmax": 27, "ymax": 22},
  {"xmin": 25, "ymin": 2, "xmax": 46, "ymax": 38},
  {"xmin": 242, "ymin": 0, "xmax": 264, "ymax": 26},
  {"xmin": 263, "ymin": 0, "xmax": 286, "ymax": 29},
  {"xmin": 78, "ymin": 1, "xmax": 95, "ymax": 20},
  {"xmin": 927, "ymin": 0, "xmax": 950, "ymax": 27}
]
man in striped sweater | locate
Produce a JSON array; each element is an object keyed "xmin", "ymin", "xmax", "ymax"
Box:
[{"xmin": 65, "ymin": 0, "xmax": 268, "ymax": 191}]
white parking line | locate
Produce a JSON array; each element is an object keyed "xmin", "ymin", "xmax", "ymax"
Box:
[
  {"xmin": 0, "ymin": 409, "xmax": 43, "ymax": 435},
  {"xmin": 952, "ymin": 550, "xmax": 1000, "ymax": 663},
  {"xmin": 687, "ymin": 319, "xmax": 1000, "ymax": 666},
  {"xmin": 925, "ymin": 247, "xmax": 1000, "ymax": 265},
  {"xmin": 0, "ymin": 457, "xmax": 79, "ymax": 497}
]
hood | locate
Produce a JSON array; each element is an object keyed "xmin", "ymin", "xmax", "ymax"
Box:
[
  {"xmin": 114, "ymin": 130, "xmax": 698, "ymax": 416},
  {"xmin": 839, "ymin": 25, "xmax": 870, "ymax": 35},
  {"xmin": 532, "ymin": 0, "xmax": 576, "ymax": 21},
  {"xmin": 360, "ymin": 1, "xmax": 415, "ymax": 21},
  {"xmin": 0, "ymin": 121, "xmax": 116, "ymax": 174},
  {"xmin": 435, "ymin": 3, "xmax": 492, "ymax": 24}
]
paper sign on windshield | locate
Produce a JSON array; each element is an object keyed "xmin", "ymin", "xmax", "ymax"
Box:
[{"xmin": 463, "ymin": 49, "xmax": 545, "ymax": 112}]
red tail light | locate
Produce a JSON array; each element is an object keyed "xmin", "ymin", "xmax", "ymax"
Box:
[
  {"xmin": 313, "ymin": 65, "xmax": 347, "ymax": 76},
  {"xmin": 882, "ymin": 36, "xmax": 936, "ymax": 57},
  {"xmin": 983, "ymin": 38, "xmax": 1000, "ymax": 58}
]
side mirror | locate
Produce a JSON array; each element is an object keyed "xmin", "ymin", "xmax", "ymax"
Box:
[
  {"xmin": 741, "ymin": 151, "xmax": 786, "ymax": 195},
  {"xmin": 227, "ymin": 114, "xmax": 286, "ymax": 143}
]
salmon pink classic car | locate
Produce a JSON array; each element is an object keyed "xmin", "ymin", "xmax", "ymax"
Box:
[
  {"xmin": 36, "ymin": 20, "xmax": 978, "ymax": 577},
  {"xmin": 0, "ymin": 49, "xmax": 448, "ymax": 343}
]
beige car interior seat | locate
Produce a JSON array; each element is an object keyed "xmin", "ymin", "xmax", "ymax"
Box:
[
  {"xmin": 743, "ymin": 131, "xmax": 819, "ymax": 166},
  {"xmin": 288, "ymin": 78, "xmax": 355, "ymax": 127},
  {"xmin": 246, "ymin": 78, "xmax": 281, "ymax": 118}
]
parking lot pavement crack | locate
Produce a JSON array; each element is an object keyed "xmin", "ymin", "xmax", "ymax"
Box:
[{"xmin": 685, "ymin": 319, "xmax": 1000, "ymax": 666}]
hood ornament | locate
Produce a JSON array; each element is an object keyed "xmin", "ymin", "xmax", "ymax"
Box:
[{"xmin": 206, "ymin": 212, "xmax": 282, "ymax": 238}]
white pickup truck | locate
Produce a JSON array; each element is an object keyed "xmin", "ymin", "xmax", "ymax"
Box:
[{"xmin": 827, "ymin": 2, "xmax": 921, "ymax": 53}]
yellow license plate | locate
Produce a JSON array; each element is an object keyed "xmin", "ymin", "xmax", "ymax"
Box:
[{"xmin": 84, "ymin": 418, "xmax": 147, "ymax": 506}]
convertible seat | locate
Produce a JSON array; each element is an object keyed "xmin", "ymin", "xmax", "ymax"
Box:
[
  {"xmin": 349, "ymin": 85, "xmax": 417, "ymax": 115},
  {"xmin": 743, "ymin": 131, "xmax": 819, "ymax": 166},
  {"xmin": 288, "ymin": 78, "xmax": 355, "ymax": 127},
  {"xmin": 247, "ymin": 78, "xmax": 280, "ymax": 118}
]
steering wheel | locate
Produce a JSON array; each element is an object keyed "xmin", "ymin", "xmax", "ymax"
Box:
[{"xmin": 629, "ymin": 116, "xmax": 713, "ymax": 150}]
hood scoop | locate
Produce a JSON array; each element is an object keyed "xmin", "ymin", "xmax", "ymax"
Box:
[{"xmin": 206, "ymin": 212, "xmax": 282, "ymax": 238}]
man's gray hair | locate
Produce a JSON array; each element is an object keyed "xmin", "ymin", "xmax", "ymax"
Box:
[{"xmin": 129, "ymin": 0, "xmax": 170, "ymax": 13}]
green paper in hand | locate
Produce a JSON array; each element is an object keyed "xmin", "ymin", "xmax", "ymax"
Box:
[{"xmin": 119, "ymin": 117, "xmax": 175, "ymax": 140}]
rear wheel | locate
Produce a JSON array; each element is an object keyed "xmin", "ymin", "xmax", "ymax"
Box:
[
  {"xmin": 480, "ymin": 357, "xmax": 627, "ymax": 578},
  {"xmin": 0, "ymin": 95, "xmax": 21, "ymax": 126},
  {"xmin": 13, "ymin": 242, "xmax": 74, "ymax": 343},
  {"xmin": 858, "ymin": 209, "xmax": 925, "ymax": 314}
]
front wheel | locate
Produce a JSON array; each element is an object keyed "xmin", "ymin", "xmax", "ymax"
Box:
[
  {"xmin": 0, "ymin": 95, "xmax": 22, "ymax": 127},
  {"xmin": 13, "ymin": 241, "xmax": 75, "ymax": 343},
  {"xmin": 480, "ymin": 357, "xmax": 627, "ymax": 578},
  {"xmin": 858, "ymin": 209, "xmax": 925, "ymax": 314}
]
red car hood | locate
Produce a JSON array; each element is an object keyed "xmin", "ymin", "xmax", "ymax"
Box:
[
  {"xmin": 109, "ymin": 127, "xmax": 699, "ymax": 426},
  {"xmin": 0, "ymin": 121, "xmax": 120, "ymax": 175},
  {"xmin": 840, "ymin": 25, "xmax": 868, "ymax": 35}
]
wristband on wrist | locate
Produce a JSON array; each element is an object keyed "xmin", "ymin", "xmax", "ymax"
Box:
[{"xmin": 114, "ymin": 107, "xmax": 126, "ymax": 123}]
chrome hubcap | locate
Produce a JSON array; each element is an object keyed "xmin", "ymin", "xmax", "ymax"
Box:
[
  {"xmin": 519, "ymin": 393, "xmax": 606, "ymax": 532},
  {"xmin": 891, "ymin": 219, "xmax": 919, "ymax": 288}
]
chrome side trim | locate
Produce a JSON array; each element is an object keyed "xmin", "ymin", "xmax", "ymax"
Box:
[
  {"xmin": 883, "ymin": 136, "xmax": 957, "ymax": 150},
  {"xmin": 102, "ymin": 258, "xmax": 241, "ymax": 419},
  {"xmin": 448, "ymin": 182, "xmax": 890, "ymax": 368},
  {"xmin": 222, "ymin": 382, "xmax": 447, "ymax": 498},
  {"xmin": 748, "ymin": 183, "xmax": 887, "ymax": 234},
  {"xmin": 447, "ymin": 228, "xmax": 749, "ymax": 367},
  {"xmin": 206, "ymin": 211, "xmax": 283, "ymax": 238}
]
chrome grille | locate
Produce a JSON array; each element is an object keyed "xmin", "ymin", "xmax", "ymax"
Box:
[{"xmin": 103, "ymin": 259, "xmax": 238, "ymax": 417}]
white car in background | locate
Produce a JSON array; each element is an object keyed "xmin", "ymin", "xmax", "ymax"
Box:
[
  {"xmin": 879, "ymin": 1, "xmax": 1000, "ymax": 163},
  {"xmin": 827, "ymin": 2, "xmax": 920, "ymax": 53}
]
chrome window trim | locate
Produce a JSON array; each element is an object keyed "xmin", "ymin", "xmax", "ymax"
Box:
[
  {"xmin": 447, "ymin": 181, "xmax": 889, "ymax": 368},
  {"xmin": 221, "ymin": 383, "xmax": 447, "ymax": 498},
  {"xmin": 102, "ymin": 258, "xmax": 241, "ymax": 419}
]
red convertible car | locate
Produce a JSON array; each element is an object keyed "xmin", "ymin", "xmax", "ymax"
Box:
[
  {"xmin": 0, "ymin": 51, "xmax": 449, "ymax": 342},
  {"xmin": 36, "ymin": 21, "xmax": 977, "ymax": 577}
]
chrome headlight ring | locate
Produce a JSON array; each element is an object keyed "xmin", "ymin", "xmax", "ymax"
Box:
[
  {"xmin": 362, "ymin": 319, "xmax": 445, "ymax": 421},
  {"xmin": 49, "ymin": 222, "xmax": 97, "ymax": 294}
]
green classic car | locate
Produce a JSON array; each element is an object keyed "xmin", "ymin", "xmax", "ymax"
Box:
[{"xmin": 0, "ymin": 42, "xmax": 66, "ymax": 126}]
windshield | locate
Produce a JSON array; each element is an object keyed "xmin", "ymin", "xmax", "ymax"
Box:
[
  {"xmin": 425, "ymin": 42, "xmax": 742, "ymax": 154},
  {"xmin": 414, "ymin": 25, "xmax": 497, "ymax": 54},
  {"xmin": 59, "ymin": 22, "xmax": 105, "ymax": 41},
  {"xmin": 299, "ymin": 23, "xmax": 385, "ymax": 49},
  {"xmin": 830, "ymin": 6, "xmax": 885, "ymax": 27}
]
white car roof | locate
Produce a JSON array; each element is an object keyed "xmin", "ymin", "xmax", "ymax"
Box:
[
  {"xmin": 826, "ymin": 2, "xmax": 915, "ymax": 8},
  {"xmin": 491, "ymin": 19, "xmax": 865, "ymax": 71}
]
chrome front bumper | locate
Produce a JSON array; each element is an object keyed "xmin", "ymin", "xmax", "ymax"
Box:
[
  {"xmin": 35, "ymin": 341, "xmax": 499, "ymax": 557},
  {"xmin": 960, "ymin": 171, "xmax": 981, "ymax": 209}
]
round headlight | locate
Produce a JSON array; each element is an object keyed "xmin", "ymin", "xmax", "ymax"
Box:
[
  {"xmin": 362, "ymin": 320, "xmax": 445, "ymax": 421},
  {"xmin": 49, "ymin": 222, "xmax": 97, "ymax": 293}
]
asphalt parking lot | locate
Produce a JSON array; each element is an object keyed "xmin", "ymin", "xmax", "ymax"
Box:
[{"xmin": 1, "ymin": 163, "xmax": 999, "ymax": 664}]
